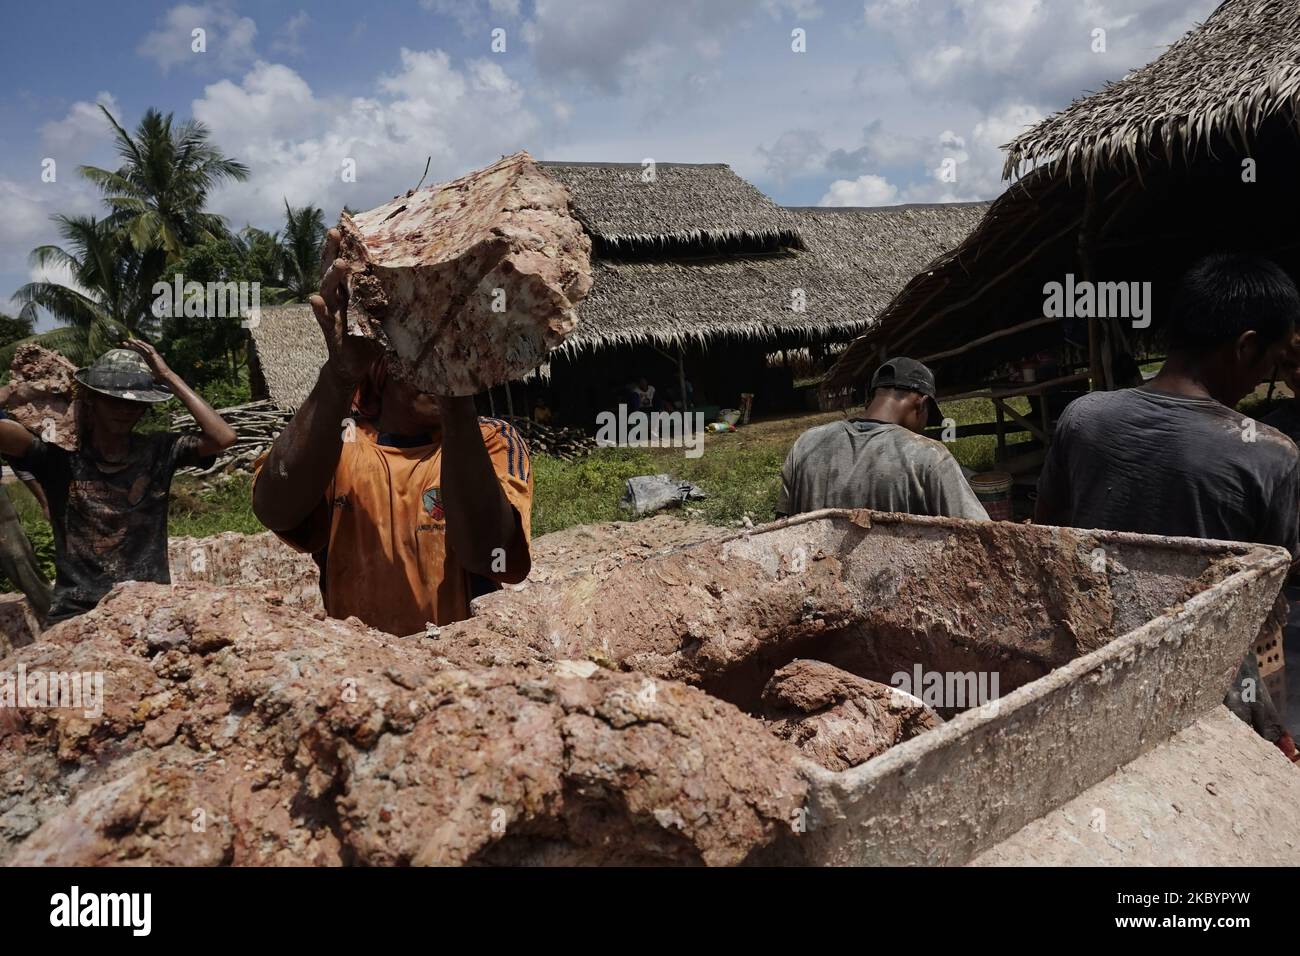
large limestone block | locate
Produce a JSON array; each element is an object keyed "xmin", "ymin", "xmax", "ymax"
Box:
[
  {"xmin": 336, "ymin": 151, "xmax": 592, "ymax": 396},
  {"xmin": 2, "ymin": 344, "xmax": 78, "ymax": 450}
]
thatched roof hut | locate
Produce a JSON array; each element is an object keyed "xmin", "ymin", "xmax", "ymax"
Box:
[
  {"xmin": 561, "ymin": 200, "xmax": 987, "ymax": 355},
  {"xmin": 1002, "ymin": 0, "xmax": 1300, "ymax": 182},
  {"xmin": 247, "ymin": 305, "xmax": 328, "ymax": 412},
  {"xmin": 829, "ymin": 0, "xmax": 1300, "ymax": 395},
  {"xmin": 540, "ymin": 161, "xmax": 802, "ymax": 255},
  {"xmin": 248, "ymin": 162, "xmax": 986, "ymax": 411}
]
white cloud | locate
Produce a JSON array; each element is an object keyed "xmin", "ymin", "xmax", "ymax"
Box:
[
  {"xmin": 271, "ymin": 10, "xmax": 310, "ymax": 57},
  {"xmin": 862, "ymin": 0, "xmax": 1219, "ymax": 111},
  {"xmin": 901, "ymin": 102, "xmax": 1044, "ymax": 202},
  {"xmin": 0, "ymin": 178, "xmax": 100, "ymax": 274},
  {"xmin": 0, "ymin": 180, "xmax": 56, "ymax": 271},
  {"xmin": 819, "ymin": 173, "xmax": 899, "ymax": 206},
  {"xmin": 522, "ymin": 0, "xmax": 816, "ymax": 92},
  {"xmin": 191, "ymin": 50, "xmax": 539, "ymax": 230},
  {"xmin": 27, "ymin": 257, "xmax": 95, "ymax": 301},
  {"xmin": 138, "ymin": 2, "xmax": 258, "ymax": 73},
  {"xmin": 38, "ymin": 93, "xmax": 120, "ymax": 166},
  {"xmin": 421, "ymin": 0, "xmax": 523, "ymax": 36},
  {"xmin": 757, "ymin": 129, "xmax": 828, "ymax": 182}
]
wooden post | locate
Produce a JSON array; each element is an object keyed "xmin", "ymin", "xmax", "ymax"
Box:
[
  {"xmin": 678, "ymin": 348, "xmax": 690, "ymax": 412},
  {"xmin": 1078, "ymin": 180, "xmax": 1114, "ymax": 391},
  {"xmin": 995, "ymin": 402, "xmax": 1007, "ymax": 462}
]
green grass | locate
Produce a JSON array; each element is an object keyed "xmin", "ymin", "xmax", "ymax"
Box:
[
  {"xmin": 533, "ymin": 397, "xmax": 1035, "ymax": 534},
  {"xmin": 0, "ymin": 397, "xmax": 1040, "ymax": 592},
  {"xmin": 532, "ymin": 439, "xmax": 791, "ymax": 535},
  {"xmin": 5, "ymin": 481, "xmax": 54, "ymax": 583},
  {"xmin": 167, "ymin": 474, "xmax": 263, "ymax": 538},
  {"xmin": 1, "ymin": 473, "xmax": 263, "ymax": 592},
  {"xmin": 937, "ymin": 396, "xmax": 1035, "ymax": 473}
]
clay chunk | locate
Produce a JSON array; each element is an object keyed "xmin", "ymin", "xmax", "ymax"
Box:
[
  {"xmin": 0, "ymin": 582, "xmax": 805, "ymax": 867},
  {"xmin": 336, "ymin": 151, "xmax": 592, "ymax": 396},
  {"xmin": 761, "ymin": 659, "xmax": 942, "ymax": 772},
  {"xmin": 2, "ymin": 344, "xmax": 78, "ymax": 450}
]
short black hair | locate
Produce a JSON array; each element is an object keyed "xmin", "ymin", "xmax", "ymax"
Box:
[{"xmin": 1168, "ymin": 253, "xmax": 1300, "ymax": 353}]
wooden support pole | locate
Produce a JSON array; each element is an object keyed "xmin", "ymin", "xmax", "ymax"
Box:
[
  {"xmin": 678, "ymin": 348, "xmax": 690, "ymax": 413},
  {"xmin": 919, "ymin": 315, "xmax": 1060, "ymax": 365},
  {"xmin": 995, "ymin": 402, "xmax": 1007, "ymax": 461},
  {"xmin": 1077, "ymin": 180, "xmax": 1113, "ymax": 391},
  {"xmin": 993, "ymin": 397, "xmax": 1050, "ymax": 444}
]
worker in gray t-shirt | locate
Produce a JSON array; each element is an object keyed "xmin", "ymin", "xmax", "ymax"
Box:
[
  {"xmin": 1037, "ymin": 252, "xmax": 1300, "ymax": 761},
  {"xmin": 777, "ymin": 357, "xmax": 988, "ymax": 520}
]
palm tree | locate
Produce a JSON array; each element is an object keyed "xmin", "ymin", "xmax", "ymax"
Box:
[
  {"xmin": 8, "ymin": 215, "xmax": 142, "ymax": 365},
  {"xmin": 0, "ymin": 303, "xmax": 38, "ymax": 348},
  {"xmin": 279, "ymin": 201, "xmax": 327, "ymax": 301},
  {"xmin": 236, "ymin": 225, "xmax": 285, "ymax": 291},
  {"xmin": 79, "ymin": 106, "xmax": 249, "ymax": 283}
]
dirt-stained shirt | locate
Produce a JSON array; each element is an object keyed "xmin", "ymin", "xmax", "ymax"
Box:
[
  {"xmin": 16, "ymin": 432, "xmax": 213, "ymax": 625},
  {"xmin": 256, "ymin": 417, "xmax": 532, "ymax": 636},
  {"xmin": 1038, "ymin": 387, "xmax": 1300, "ymax": 555},
  {"xmin": 777, "ymin": 419, "xmax": 989, "ymax": 520}
]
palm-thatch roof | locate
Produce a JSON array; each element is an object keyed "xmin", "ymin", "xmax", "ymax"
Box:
[
  {"xmin": 539, "ymin": 161, "xmax": 802, "ymax": 255},
  {"xmin": 247, "ymin": 305, "xmax": 327, "ymax": 411},
  {"xmin": 830, "ymin": 0, "xmax": 1300, "ymax": 392},
  {"xmin": 1004, "ymin": 0, "xmax": 1300, "ymax": 181},
  {"xmin": 246, "ymin": 162, "xmax": 986, "ymax": 409},
  {"xmin": 562, "ymin": 202, "xmax": 987, "ymax": 354}
]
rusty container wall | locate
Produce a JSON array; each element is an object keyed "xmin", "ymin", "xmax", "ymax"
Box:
[
  {"xmin": 749, "ymin": 513, "xmax": 1288, "ymax": 866},
  {"xmin": 468, "ymin": 509, "xmax": 1287, "ymax": 866}
]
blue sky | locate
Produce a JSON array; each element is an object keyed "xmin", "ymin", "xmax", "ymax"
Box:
[{"xmin": 0, "ymin": 0, "xmax": 1218, "ymax": 328}]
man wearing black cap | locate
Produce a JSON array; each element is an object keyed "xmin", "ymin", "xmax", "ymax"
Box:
[
  {"xmin": 0, "ymin": 341, "xmax": 235, "ymax": 627},
  {"xmin": 777, "ymin": 356, "xmax": 987, "ymax": 520}
]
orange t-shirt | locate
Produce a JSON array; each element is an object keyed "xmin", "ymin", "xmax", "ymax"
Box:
[{"xmin": 256, "ymin": 417, "xmax": 532, "ymax": 635}]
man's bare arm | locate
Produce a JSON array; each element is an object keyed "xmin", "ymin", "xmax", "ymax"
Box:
[
  {"xmin": 124, "ymin": 340, "xmax": 237, "ymax": 457},
  {"xmin": 253, "ymin": 363, "xmax": 357, "ymax": 532},
  {"xmin": 0, "ymin": 420, "xmax": 34, "ymax": 460},
  {"xmin": 438, "ymin": 396, "xmax": 530, "ymax": 583},
  {"xmin": 22, "ymin": 479, "xmax": 49, "ymax": 521},
  {"xmin": 253, "ymin": 231, "xmax": 383, "ymax": 532}
]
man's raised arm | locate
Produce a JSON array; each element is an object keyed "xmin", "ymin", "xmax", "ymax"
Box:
[
  {"xmin": 253, "ymin": 230, "xmax": 382, "ymax": 532},
  {"xmin": 0, "ymin": 386, "xmax": 36, "ymax": 460}
]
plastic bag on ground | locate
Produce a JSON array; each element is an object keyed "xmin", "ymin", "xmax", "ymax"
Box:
[{"xmin": 619, "ymin": 474, "xmax": 707, "ymax": 516}]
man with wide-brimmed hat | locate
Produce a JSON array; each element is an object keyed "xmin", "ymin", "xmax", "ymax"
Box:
[{"xmin": 0, "ymin": 340, "xmax": 235, "ymax": 627}]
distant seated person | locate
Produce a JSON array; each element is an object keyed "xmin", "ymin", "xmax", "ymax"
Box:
[
  {"xmin": 633, "ymin": 377, "xmax": 656, "ymax": 411},
  {"xmin": 777, "ymin": 357, "xmax": 988, "ymax": 520}
]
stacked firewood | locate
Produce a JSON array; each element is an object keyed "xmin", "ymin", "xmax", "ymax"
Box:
[
  {"xmin": 505, "ymin": 417, "xmax": 596, "ymax": 461},
  {"xmin": 172, "ymin": 400, "xmax": 290, "ymax": 478},
  {"xmin": 170, "ymin": 402, "xmax": 595, "ymax": 480}
]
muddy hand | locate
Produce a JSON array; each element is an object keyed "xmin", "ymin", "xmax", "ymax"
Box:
[
  {"xmin": 310, "ymin": 227, "xmax": 383, "ymax": 386},
  {"xmin": 123, "ymin": 338, "xmax": 173, "ymax": 380}
]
